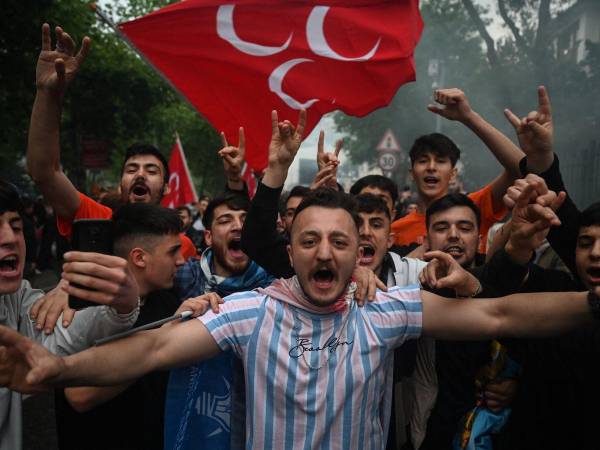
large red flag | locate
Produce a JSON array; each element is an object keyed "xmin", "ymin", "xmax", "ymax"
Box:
[
  {"xmin": 120, "ymin": 0, "xmax": 423, "ymax": 171},
  {"xmin": 161, "ymin": 134, "xmax": 198, "ymax": 208}
]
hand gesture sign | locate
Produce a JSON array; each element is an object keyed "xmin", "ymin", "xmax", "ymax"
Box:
[
  {"xmin": 427, "ymin": 88, "xmax": 475, "ymax": 123},
  {"xmin": 316, "ymin": 130, "xmax": 343, "ymax": 171},
  {"xmin": 267, "ymin": 109, "xmax": 307, "ymax": 169},
  {"xmin": 507, "ymin": 177, "xmax": 565, "ymax": 254},
  {"xmin": 36, "ymin": 23, "xmax": 90, "ymax": 97},
  {"xmin": 504, "ymin": 86, "xmax": 554, "ymax": 162},
  {"xmin": 219, "ymin": 127, "xmax": 245, "ymax": 181},
  {"xmin": 420, "ymin": 251, "xmax": 482, "ymax": 297},
  {"xmin": 312, "ymin": 130, "xmax": 342, "ymax": 190}
]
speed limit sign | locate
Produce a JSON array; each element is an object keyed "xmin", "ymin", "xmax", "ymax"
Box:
[{"xmin": 377, "ymin": 152, "xmax": 398, "ymax": 172}]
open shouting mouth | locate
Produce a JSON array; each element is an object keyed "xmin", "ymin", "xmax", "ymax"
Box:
[{"xmin": 360, "ymin": 243, "xmax": 376, "ymax": 266}]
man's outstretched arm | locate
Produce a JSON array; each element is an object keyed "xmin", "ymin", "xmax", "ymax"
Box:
[
  {"xmin": 0, "ymin": 319, "xmax": 220, "ymax": 394},
  {"xmin": 27, "ymin": 24, "xmax": 90, "ymax": 219},
  {"xmin": 421, "ymin": 288, "xmax": 592, "ymax": 341}
]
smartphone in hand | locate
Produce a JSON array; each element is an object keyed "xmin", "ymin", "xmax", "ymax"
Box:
[{"xmin": 68, "ymin": 219, "xmax": 114, "ymax": 310}]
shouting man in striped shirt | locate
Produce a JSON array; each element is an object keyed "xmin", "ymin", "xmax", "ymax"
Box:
[{"xmin": 1, "ymin": 186, "xmax": 598, "ymax": 450}]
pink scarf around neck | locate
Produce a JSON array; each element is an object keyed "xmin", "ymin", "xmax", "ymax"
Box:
[{"xmin": 260, "ymin": 276, "xmax": 354, "ymax": 314}]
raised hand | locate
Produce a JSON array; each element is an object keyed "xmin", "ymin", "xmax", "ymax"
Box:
[
  {"xmin": 36, "ymin": 23, "xmax": 90, "ymax": 97},
  {"xmin": 506, "ymin": 181, "xmax": 565, "ymax": 263},
  {"xmin": 60, "ymin": 252, "xmax": 140, "ymax": 315},
  {"xmin": 267, "ymin": 109, "xmax": 307, "ymax": 169},
  {"xmin": 316, "ymin": 130, "xmax": 343, "ymax": 171},
  {"xmin": 420, "ymin": 250, "xmax": 482, "ymax": 297},
  {"xmin": 504, "ymin": 86, "xmax": 554, "ymax": 172},
  {"xmin": 219, "ymin": 127, "xmax": 245, "ymax": 185},
  {"xmin": 0, "ymin": 325, "xmax": 65, "ymax": 394},
  {"xmin": 310, "ymin": 163, "xmax": 339, "ymax": 190},
  {"xmin": 427, "ymin": 88, "xmax": 475, "ymax": 123},
  {"xmin": 503, "ymin": 174, "xmax": 561, "ymax": 211}
]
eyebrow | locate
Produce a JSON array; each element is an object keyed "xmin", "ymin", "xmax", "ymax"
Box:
[
  {"xmin": 432, "ymin": 220, "xmax": 475, "ymax": 227},
  {"xmin": 215, "ymin": 212, "xmax": 246, "ymax": 221},
  {"xmin": 125, "ymin": 162, "xmax": 161, "ymax": 170},
  {"xmin": 9, "ymin": 217, "xmax": 23, "ymax": 226}
]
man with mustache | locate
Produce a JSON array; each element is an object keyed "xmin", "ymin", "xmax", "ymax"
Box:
[
  {"xmin": 25, "ymin": 25, "xmax": 199, "ymax": 258},
  {"xmin": 417, "ymin": 194, "xmax": 516, "ymax": 450},
  {"xmin": 164, "ymin": 191, "xmax": 274, "ymax": 450},
  {"xmin": 2, "ymin": 187, "xmax": 598, "ymax": 450}
]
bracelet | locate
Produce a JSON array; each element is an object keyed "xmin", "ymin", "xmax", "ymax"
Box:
[
  {"xmin": 587, "ymin": 289, "xmax": 600, "ymax": 320},
  {"xmin": 456, "ymin": 281, "xmax": 483, "ymax": 299}
]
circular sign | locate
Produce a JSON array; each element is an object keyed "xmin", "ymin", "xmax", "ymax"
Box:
[{"xmin": 377, "ymin": 152, "xmax": 398, "ymax": 172}]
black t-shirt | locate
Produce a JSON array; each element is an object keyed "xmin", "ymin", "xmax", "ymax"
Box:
[{"xmin": 55, "ymin": 290, "xmax": 180, "ymax": 450}]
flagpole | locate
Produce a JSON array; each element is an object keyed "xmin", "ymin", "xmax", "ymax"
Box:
[
  {"xmin": 89, "ymin": 3, "xmax": 198, "ymax": 113},
  {"xmin": 175, "ymin": 131, "xmax": 199, "ymax": 202}
]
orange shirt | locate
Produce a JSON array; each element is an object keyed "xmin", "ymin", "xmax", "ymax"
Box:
[
  {"xmin": 57, "ymin": 192, "xmax": 198, "ymax": 260},
  {"xmin": 391, "ymin": 183, "xmax": 507, "ymax": 253}
]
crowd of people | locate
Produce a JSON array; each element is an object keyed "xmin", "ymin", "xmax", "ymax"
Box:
[{"xmin": 2, "ymin": 22, "xmax": 600, "ymax": 450}]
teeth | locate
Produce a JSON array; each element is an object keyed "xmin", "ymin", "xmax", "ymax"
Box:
[{"xmin": 1, "ymin": 256, "xmax": 17, "ymax": 262}]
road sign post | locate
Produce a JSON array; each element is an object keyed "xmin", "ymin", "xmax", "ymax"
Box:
[{"xmin": 376, "ymin": 129, "xmax": 402, "ymax": 177}]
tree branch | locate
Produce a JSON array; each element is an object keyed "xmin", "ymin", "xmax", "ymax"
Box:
[
  {"xmin": 497, "ymin": 0, "xmax": 532, "ymax": 57},
  {"xmin": 461, "ymin": 0, "xmax": 501, "ymax": 68},
  {"xmin": 535, "ymin": 0, "xmax": 552, "ymax": 52}
]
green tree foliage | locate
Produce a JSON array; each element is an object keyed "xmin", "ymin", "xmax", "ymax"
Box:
[
  {"xmin": 335, "ymin": 0, "xmax": 600, "ymax": 205},
  {"xmin": 1, "ymin": 0, "xmax": 224, "ymax": 196}
]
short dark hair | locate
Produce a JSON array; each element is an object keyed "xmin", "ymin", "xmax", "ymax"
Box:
[
  {"xmin": 122, "ymin": 143, "xmax": 170, "ymax": 184},
  {"xmin": 203, "ymin": 192, "xmax": 250, "ymax": 230},
  {"xmin": 176, "ymin": 205, "xmax": 192, "ymax": 216},
  {"xmin": 579, "ymin": 202, "xmax": 600, "ymax": 230},
  {"xmin": 355, "ymin": 193, "xmax": 391, "ymax": 221},
  {"xmin": 350, "ymin": 175, "xmax": 398, "ymax": 205},
  {"xmin": 425, "ymin": 193, "xmax": 481, "ymax": 229},
  {"xmin": 287, "ymin": 186, "xmax": 311, "ymax": 203},
  {"xmin": 0, "ymin": 180, "xmax": 23, "ymax": 215},
  {"xmin": 112, "ymin": 203, "xmax": 182, "ymax": 257},
  {"xmin": 293, "ymin": 188, "xmax": 360, "ymax": 231},
  {"xmin": 409, "ymin": 133, "xmax": 461, "ymax": 167}
]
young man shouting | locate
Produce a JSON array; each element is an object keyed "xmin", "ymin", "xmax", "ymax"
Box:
[{"xmin": 1, "ymin": 188, "xmax": 598, "ymax": 449}]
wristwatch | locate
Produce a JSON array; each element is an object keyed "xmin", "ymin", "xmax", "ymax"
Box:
[{"xmin": 587, "ymin": 288, "xmax": 600, "ymax": 320}]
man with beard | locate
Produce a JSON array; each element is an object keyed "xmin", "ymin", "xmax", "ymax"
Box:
[
  {"xmin": 0, "ymin": 179, "xmax": 140, "ymax": 450},
  {"xmin": 2, "ymin": 187, "xmax": 599, "ymax": 450},
  {"xmin": 424, "ymin": 194, "xmax": 486, "ymax": 270},
  {"xmin": 417, "ymin": 194, "xmax": 520, "ymax": 450},
  {"xmin": 26, "ymin": 24, "xmax": 197, "ymax": 259},
  {"xmin": 163, "ymin": 192, "xmax": 275, "ymax": 450}
]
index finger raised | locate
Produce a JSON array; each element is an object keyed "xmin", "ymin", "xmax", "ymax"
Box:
[
  {"xmin": 42, "ymin": 23, "xmax": 51, "ymax": 51},
  {"xmin": 537, "ymin": 85, "xmax": 552, "ymax": 116},
  {"xmin": 238, "ymin": 127, "xmax": 245, "ymax": 153}
]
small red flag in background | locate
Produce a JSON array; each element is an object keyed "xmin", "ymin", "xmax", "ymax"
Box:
[
  {"xmin": 161, "ymin": 134, "xmax": 198, "ymax": 208},
  {"xmin": 120, "ymin": 0, "xmax": 423, "ymax": 171},
  {"xmin": 241, "ymin": 161, "xmax": 257, "ymax": 198}
]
